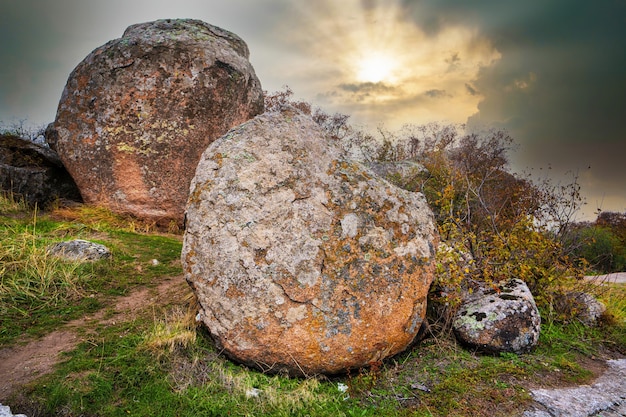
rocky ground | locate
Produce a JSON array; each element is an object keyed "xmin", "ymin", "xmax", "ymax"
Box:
[{"xmin": 523, "ymin": 358, "xmax": 626, "ymax": 416}]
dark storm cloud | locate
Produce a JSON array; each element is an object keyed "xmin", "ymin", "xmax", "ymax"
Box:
[{"xmin": 402, "ymin": 0, "xmax": 626, "ymax": 217}]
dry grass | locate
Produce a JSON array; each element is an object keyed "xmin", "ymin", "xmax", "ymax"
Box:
[
  {"xmin": 0, "ymin": 190, "xmax": 29, "ymax": 213},
  {"xmin": 0, "ymin": 211, "xmax": 87, "ymax": 315},
  {"xmin": 141, "ymin": 305, "xmax": 198, "ymax": 356},
  {"xmin": 50, "ymin": 204, "xmax": 159, "ymax": 234}
]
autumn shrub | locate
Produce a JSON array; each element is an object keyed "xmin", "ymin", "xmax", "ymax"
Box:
[{"xmin": 355, "ymin": 123, "xmax": 586, "ymax": 320}]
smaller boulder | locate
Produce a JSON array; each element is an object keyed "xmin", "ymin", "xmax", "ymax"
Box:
[
  {"xmin": 453, "ymin": 278, "xmax": 540, "ymax": 354},
  {"xmin": 0, "ymin": 134, "xmax": 81, "ymax": 207},
  {"xmin": 554, "ymin": 291, "xmax": 606, "ymax": 326},
  {"xmin": 48, "ymin": 240, "xmax": 111, "ymax": 262}
]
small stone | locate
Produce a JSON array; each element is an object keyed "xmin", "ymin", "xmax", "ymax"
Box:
[
  {"xmin": 555, "ymin": 291, "xmax": 606, "ymax": 326},
  {"xmin": 48, "ymin": 239, "xmax": 112, "ymax": 262},
  {"xmin": 452, "ymin": 278, "xmax": 541, "ymax": 354},
  {"xmin": 0, "ymin": 404, "xmax": 27, "ymax": 417}
]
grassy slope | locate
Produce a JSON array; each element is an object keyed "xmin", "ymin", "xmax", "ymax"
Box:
[{"xmin": 1, "ymin": 199, "xmax": 624, "ymax": 417}]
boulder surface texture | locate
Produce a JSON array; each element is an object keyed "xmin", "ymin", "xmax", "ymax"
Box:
[
  {"xmin": 453, "ymin": 278, "xmax": 541, "ymax": 354},
  {"xmin": 182, "ymin": 108, "xmax": 438, "ymax": 376},
  {"xmin": 0, "ymin": 134, "xmax": 81, "ymax": 206},
  {"xmin": 47, "ymin": 19, "xmax": 264, "ymax": 225}
]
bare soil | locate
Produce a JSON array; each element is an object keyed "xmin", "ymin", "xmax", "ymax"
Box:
[{"xmin": 0, "ymin": 276, "xmax": 191, "ymax": 401}]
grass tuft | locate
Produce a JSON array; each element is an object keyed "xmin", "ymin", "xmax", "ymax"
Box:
[
  {"xmin": 0, "ymin": 212, "xmax": 88, "ymax": 316},
  {"xmin": 141, "ymin": 306, "xmax": 198, "ymax": 356},
  {"xmin": 0, "ymin": 190, "xmax": 29, "ymax": 213}
]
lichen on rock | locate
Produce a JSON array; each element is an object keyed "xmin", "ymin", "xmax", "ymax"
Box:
[
  {"xmin": 182, "ymin": 107, "xmax": 439, "ymax": 375},
  {"xmin": 48, "ymin": 18, "xmax": 264, "ymax": 226},
  {"xmin": 453, "ymin": 278, "xmax": 541, "ymax": 354}
]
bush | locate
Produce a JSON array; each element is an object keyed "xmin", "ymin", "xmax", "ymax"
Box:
[
  {"xmin": 355, "ymin": 123, "xmax": 585, "ymax": 314},
  {"xmin": 570, "ymin": 225, "xmax": 626, "ymax": 273}
]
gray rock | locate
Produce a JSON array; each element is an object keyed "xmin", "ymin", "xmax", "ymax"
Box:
[
  {"xmin": 0, "ymin": 404, "xmax": 27, "ymax": 417},
  {"xmin": 48, "ymin": 239, "xmax": 111, "ymax": 262},
  {"xmin": 182, "ymin": 107, "xmax": 439, "ymax": 376},
  {"xmin": 525, "ymin": 359, "xmax": 626, "ymax": 417},
  {"xmin": 557, "ymin": 291, "xmax": 607, "ymax": 326},
  {"xmin": 0, "ymin": 134, "xmax": 81, "ymax": 206},
  {"xmin": 453, "ymin": 278, "xmax": 541, "ymax": 354},
  {"xmin": 48, "ymin": 18, "xmax": 264, "ymax": 226}
]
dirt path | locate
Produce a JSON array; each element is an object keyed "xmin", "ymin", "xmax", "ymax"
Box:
[{"xmin": 0, "ymin": 276, "xmax": 191, "ymax": 401}]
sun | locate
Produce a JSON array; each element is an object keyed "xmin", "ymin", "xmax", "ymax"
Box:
[{"xmin": 356, "ymin": 52, "xmax": 396, "ymax": 83}]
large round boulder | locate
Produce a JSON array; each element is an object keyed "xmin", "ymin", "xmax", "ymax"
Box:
[
  {"xmin": 47, "ymin": 19, "xmax": 264, "ymax": 226},
  {"xmin": 182, "ymin": 107, "xmax": 438, "ymax": 375}
]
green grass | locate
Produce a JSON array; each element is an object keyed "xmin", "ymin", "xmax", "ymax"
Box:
[
  {"xmin": 2, "ymin": 199, "xmax": 625, "ymax": 417},
  {"xmin": 0, "ymin": 204, "xmax": 183, "ymax": 345}
]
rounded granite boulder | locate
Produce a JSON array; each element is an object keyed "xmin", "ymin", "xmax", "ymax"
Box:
[
  {"xmin": 182, "ymin": 107, "xmax": 439, "ymax": 375},
  {"xmin": 47, "ymin": 19, "xmax": 264, "ymax": 226}
]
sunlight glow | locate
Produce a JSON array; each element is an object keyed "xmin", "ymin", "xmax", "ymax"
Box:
[
  {"xmin": 284, "ymin": 0, "xmax": 501, "ymax": 128},
  {"xmin": 356, "ymin": 53, "xmax": 396, "ymax": 83}
]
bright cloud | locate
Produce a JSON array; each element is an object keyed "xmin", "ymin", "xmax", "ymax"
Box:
[{"xmin": 275, "ymin": 0, "xmax": 501, "ymax": 128}]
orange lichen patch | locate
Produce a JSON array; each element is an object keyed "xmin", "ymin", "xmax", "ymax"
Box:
[
  {"xmin": 225, "ymin": 285, "xmax": 246, "ymax": 299},
  {"xmin": 188, "ymin": 181, "xmax": 212, "ymax": 205},
  {"xmin": 212, "ymin": 152, "xmax": 224, "ymax": 168}
]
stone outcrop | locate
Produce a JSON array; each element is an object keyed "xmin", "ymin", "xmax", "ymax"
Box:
[
  {"xmin": 47, "ymin": 19, "xmax": 264, "ymax": 226},
  {"xmin": 0, "ymin": 134, "xmax": 81, "ymax": 206},
  {"xmin": 182, "ymin": 107, "xmax": 438, "ymax": 376},
  {"xmin": 453, "ymin": 278, "xmax": 540, "ymax": 354},
  {"xmin": 524, "ymin": 359, "xmax": 626, "ymax": 417},
  {"xmin": 48, "ymin": 240, "xmax": 112, "ymax": 262}
]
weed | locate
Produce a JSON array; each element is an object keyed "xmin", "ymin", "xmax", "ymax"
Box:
[{"xmin": 141, "ymin": 305, "xmax": 198, "ymax": 357}]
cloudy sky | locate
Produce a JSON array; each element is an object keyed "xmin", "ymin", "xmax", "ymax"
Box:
[{"xmin": 1, "ymin": 0, "xmax": 624, "ymax": 220}]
